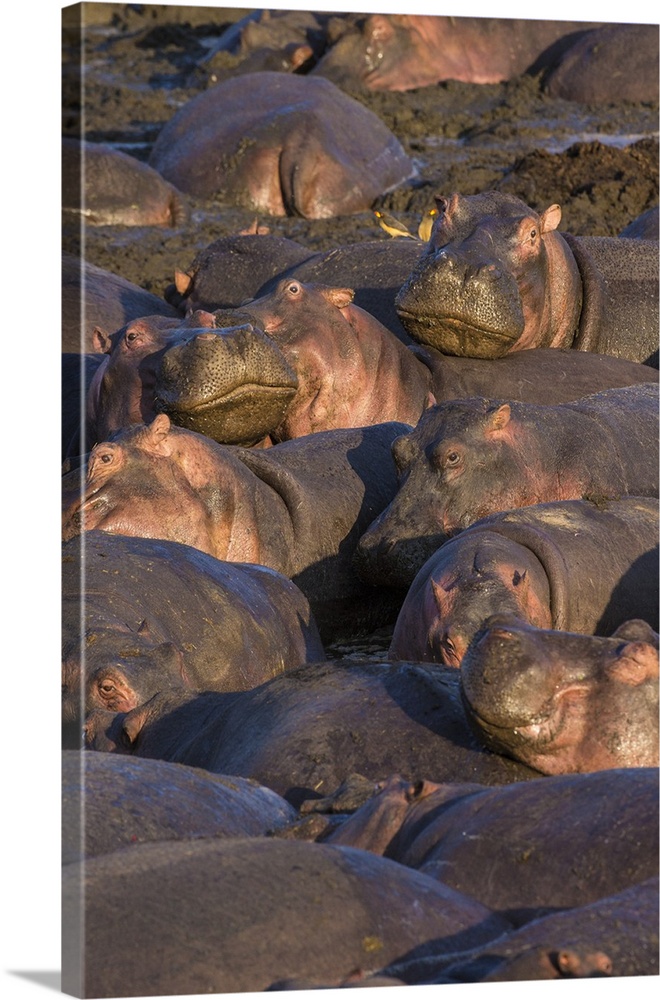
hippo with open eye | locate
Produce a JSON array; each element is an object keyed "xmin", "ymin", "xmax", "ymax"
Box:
[
  {"xmin": 148, "ymin": 72, "xmax": 414, "ymax": 219},
  {"xmin": 395, "ymin": 191, "xmax": 659, "ymax": 366},
  {"xmin": 355, "ymin": 382, "xmax": 659, "ymax": 580},
  {"xmin": 460, "ymin": 615, "xmax": 659, "ymax": 773}
]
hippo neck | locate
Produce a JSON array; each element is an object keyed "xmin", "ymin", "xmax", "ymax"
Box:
[
  {"xmin": 166, "ymin": 430, "xmax": 296, "ymax": 573},
  {"xmin": 520, "ymin": 231, "xmax": 582, "ymax": 351}
]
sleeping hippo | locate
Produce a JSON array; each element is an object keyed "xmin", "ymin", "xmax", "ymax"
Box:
[
  {"xmin": 325, "ymin": 768, "xmax": 659, "ymax": 926},
  {"xmin": 63, "ymin": 837, "xmax": 510, "ymax": 997},
  {"xmin": 159, "ymin": 278, "xmax": 657, "ymax": 446},
  {"xmin": 311, "ymin": 14, "xmax": 597, "ymax": 90},
  {"xmin": 62, "ymin": 531, "xmax": 324, "ymax": 738},
  {"xmin": 396, "ymin": 191, "xmax": 659, "ymax": 366},
  {"xmin": 61, "ymin": 416, "xmax": 409, "ymax": 640},
  {"xmin": 385, "ymin": 497, "xmax": 659, "ymax": 664},
  {"xmin": 62, "ymin": 138, "xmax": 188, "ymax": 227},
  {"xmin": 83, "ymin": 659, "xmax": 538, "ymax": 801},
  {"xmin": 460, "ymin": 615, "xmax": 659, "ymax": 773},
  {"xmin": 148, "ymin": 73, "xmax": 414, "ymax": 218},
  {"xmin": 356, "ymin": 382, "xmax": 659, "ymax": 577}
]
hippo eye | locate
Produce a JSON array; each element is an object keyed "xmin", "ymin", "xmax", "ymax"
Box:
[
  {"xmin": 286, "ymin": 282, "xmax": 301, "ymax": 296},
  {"xmin": 100, "ymin": 453, "xmax": 113, "ymax": 464},
  {"xmin": 444, "ymin": 450, "xmax": 461, "ymax": 467},
  {"xmin": 99, "ymin": 680, "xmax": 116, "ymax": 694},
  {"xmin": 529, "ymin": 228, "xmax": 537, "ymax": 239}
]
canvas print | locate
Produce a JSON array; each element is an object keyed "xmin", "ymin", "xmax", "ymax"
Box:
[{"xmin": 61, "ymin": 2, "xmax": 659, "ymax": 996}]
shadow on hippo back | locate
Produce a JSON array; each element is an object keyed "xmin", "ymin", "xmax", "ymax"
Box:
[{"xmin": 395, "ymin": 191, "xmax": 659, "ymax": 367}]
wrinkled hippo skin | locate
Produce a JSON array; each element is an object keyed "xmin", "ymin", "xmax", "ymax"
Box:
[
  {"xmin": 543, "ymin": 24, "xmax": 659, "ymax": 104},
  {"xmin": 149, "ymin": 73, "xmax": 414, "ymax": 218},
  {"xmin": 62, "ymin": 531, "xmax": 324, "ymax": 735},
  {"xmin": 62, "ymin": 138, "xmax": 188, "ymax": 227},
  {"xmin": 396, "ymin": 192, "xmax": 659, "ymax": 366},
  {"xmin": 84, "ymin": 660, "xmax": 538, "ymax": 804},
  {"xmin": 169, "ymin": 232, "xmax": 423, "ymax": 343},
  {"xmin": 329, "ymin": 768, "xmax": 659, "ymax": 928},
  {"xmin": 356, "ymin": 383, "xmax": 659, "ymax": 582},
  {"xmin": 62, "ymin": 416, "xmax": 409, "ymax": 640},
  {"xmin": 461, "ymin": 615, "xmax": 659, "ymax": 773},
  {"xmin": 619, "ymin": 206, "xmax": 659, "ymax": 241},
  {"xmin": 62, "ymin": 750, "xmax": 295, "ymax": 864},
  {"xmin": 385, "ymin": 497, "xmax": 659, "ymax": 666},
  {"xmin": 62, "ymin": 837, "xmax": 510, "ymax": 998},
  {"xmin": 389, "ymin": 878, "xmax": 659, "ymax": 983},
  {"xmin": 62, "ymin": 253, "xmax": 177, "ymax": 353},
  {"xmin": 88, "ymin": 311, "xmax": 298, "ymax": 448},
  {"xmin": 168, "ymin": 274, "xmax": 657, "ymax": 446},
  {"xmin": 312, "ymin": 15, "xmax": 597, "ymax": 91}
]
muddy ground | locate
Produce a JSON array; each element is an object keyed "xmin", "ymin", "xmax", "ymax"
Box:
[{"xmin": 62, "ymin": 4, "xmax": 659, "ymax": 300}]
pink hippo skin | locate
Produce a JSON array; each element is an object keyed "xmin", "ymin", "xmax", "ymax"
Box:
[
  {"xmin": 396, "ymin": 191, "xmax": 659, "ymax": 366},
  {"xmin": 384, "ymin": 497, "xmax": 659, "ymax": 667},
  {"xmin": 62, "ymin": 415, "xmax": 408, "ymax": 640},
  {"xmin": 312, "ymin": 15, "xmax": 598, "ymax": 90},
  {"xmin": 460, "ymin": 615, "xmax": 659, "ymax": 774}
]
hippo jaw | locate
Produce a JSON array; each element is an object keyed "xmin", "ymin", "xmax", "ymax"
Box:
[
  {"xmin": 154, "ymin": 325, "xmax": 299, "ymax": 446},
  {"xmin": 395, "ymin": 251, "xmax": 525, "ymax": 358}
]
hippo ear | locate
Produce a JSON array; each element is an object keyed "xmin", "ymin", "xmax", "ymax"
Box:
[
  {"xmin": 174, "ymin": 269, "xmax": 192, "ymax": 295},
  {"xmin": 148, "ymin": 413, "xmax": 172, "ymax": 442},
  {"xmin": 121, "ymin": 702, "xmax": 152, "ymax": 746},
  {"xmin": 611, "ymin": 619, "xmax": 659, "ymax": 649},
  {"xmin": 485, "ymin": 403, "xmax": 511, "ymax": 432},
  {"xmin": 322, "ymin": 286, "xmax": 355, "ymax": 309},
  {"xmin": 540, "ymin": 204, "xmax": 562, "ymax": 234},
  {"xmin": 92, "ymin": 327, "xmax": 112, "ymax": 354},
  {"xmin": 607, "ymin": 641, "xmax": 659, "ymax": 685}
]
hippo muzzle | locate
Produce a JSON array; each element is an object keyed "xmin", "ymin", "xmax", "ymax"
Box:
[{"xmin": 154, "ymin": 324, "xmax": 298, "ymax": 446}]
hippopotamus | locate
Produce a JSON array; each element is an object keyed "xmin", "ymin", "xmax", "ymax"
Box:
[
  {"xmin": 62, "ymin": 253, "xmax": 177, "ymax": 353},
  {"xmin": 62, "ymin": 138, "xmax": 188, "ymax": 227},
  {"xmin": 62, "ymin": 352, "xmax": 104, "ymax": 459},
  {"xmin": 148, "ymin": 73, "xmax": 414, "ymax": 218},
  {"xmin": 386, "ymin": 878, "xmax": 659, "ymax": 983},
  {"xmin": 542, "ymin": 24, "xmax": 659, "ymax": 104},
  {"xmin": 311, "ymin": 14, "xmax": 597, "ymax": 90},
  {"xmin": 84, "ymin": 659, "xmax": 538, "ymax": 802},
  {"xmin": 62, "ymin": 837, "xmax": 510, "ymax": 997},
  {"xmin": 62, "ymin": 531, "xmax": 324, "ymax": 738},
  {"xmin": 385, "ymin": 497, "xmax": 660, "ymax": 665},
  {"xmin": 325, "ymin": 768, "xmax": 659, "ymax": 928},
  {"xmin": 62, "ymin": 750, "xmax": 296, "ymax": 864},
  {"xmin": 395, "ymin": 191, "xmax": 659, "ymax": 366},
  {"xmin": 619, "ymin": 206, "xmax": 659, "ymax": 241},
  {"xmin": 356, "ymin": 383, "xmax": 659, "ymax": 582},
  {"xmin": 61, "ymin": 417, "xmax": 409, "ymax": 640},
  {"xmin": 460, "ymin": 615, "xmax": 659, "ymax": 774},
  {"xmin": 86, "ymin": 311, "xmax": 298, "ymax": 448}
]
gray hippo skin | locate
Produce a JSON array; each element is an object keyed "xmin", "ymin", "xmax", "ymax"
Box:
[
  {"xmin": 356, "ymin": 383, "xmax": 659, "ymax": 582},
  {"xmin": 396, "ymin": 191, "xmax": 659, "ymax": 366},
  {"xmin": 62, "ymin": 138, "xmax": 188, "ymax": 227},
  {"xmin": 87, "ymin": 311, "xmax": 297, "ymax": 448},
  {"xmin": 62, "ymin": 253, "xmax": 177, "ymax": 353},
  {"xmin": 62, "ymin": 750, "xmax": 296, "ymax": 864},
  {"xmin": 312, "ymin": 14, "xmax": 597, "ymax": 90},
  {"xmin": 149, "ymin": 73, "xmax": 414, "ymax": 218},
  {"xmin": 385, "ymin": 497, "xmax": 659, "ymax": 664},
  {"xmin": 83, "ymin": 660, "xmax": 538, "ymax": 805},
  {"xmin": 62, "ymin": 837, "xmax": 510, "ymax": 997},
  {"xmin": 619, "ymin": 206, "xmax": 659, "ymax": 241},
  {"xmin": 61, "ymin": 416, "xmax": 410, "ymax": 640},
  {"xmin": 62, "ymin": 531, "xmax": 324, "ymax": 735},
  {"xmin": 382, "ymin": 878, "xmax": 659, "ymax": 983},
  {"xmin": 327, "ymin": 768, "xmax": 659, "ymax": 928},
  {"xmin": 163, "ymin": 277, "xmax": 658, "ymax": 447},
  {"xmin": 543, "ymin": 24, "xmax": 659, "ymax": 104},
  {"xmin": 460, "ymin": 615, "xmax": 659, "ymax": 773}
]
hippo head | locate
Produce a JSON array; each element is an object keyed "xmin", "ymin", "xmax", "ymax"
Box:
[
  {"xmin": 62, "ymin": 623, "xmax": 190, "ymax": 728},
  {"xmin": 153, "ymin": 322, "xmax": 299, "ymax": 446},
  {"xmin": 395, "ymin": 192, "xmax": 577, "ymax": 357},
  {"xmin": 460, "ymin": 614, "xmax": 659, "ymax": 774}
]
